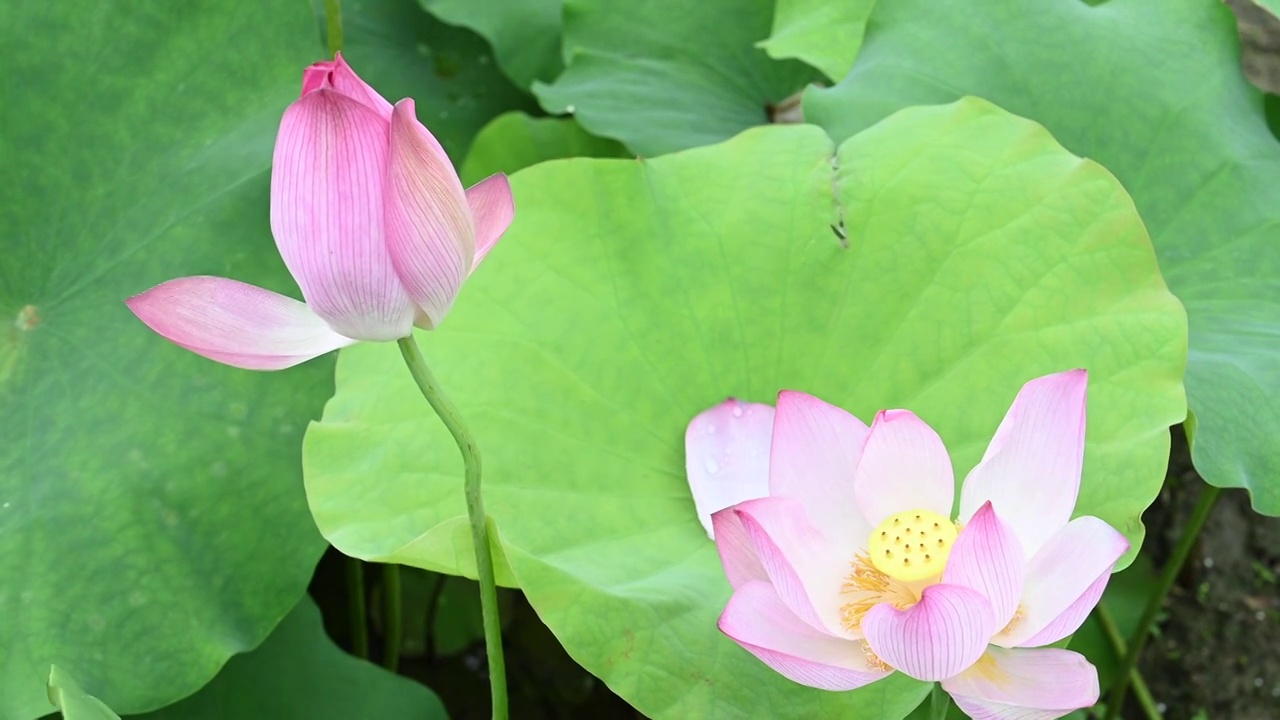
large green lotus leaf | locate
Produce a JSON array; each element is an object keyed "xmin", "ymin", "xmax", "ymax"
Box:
[
  {"xmin": 805, "ymin": 0, "xmax": 1280, "ymax": 513},
  {"xmin": 304, "ymin": 98, "xmax": 1186, "ymax": 717},
  {"xmin": 459, "ymin": 111, "xmax": 629, "ymax": 185},
  {"xmin": 322, "ymin": 0, "xmax": 540, "ymax": 161},
  {"xmin": 136, "ymin": 597, "xmax": 445, "ymax": 720},
  {"xmin": 0, "ymin": 1, "xmax": 336, "ymax": 717},
  {"xmin": 533, "ymin": 0, "xmax": 822, "ymax": 156},
  {"xmin": 758, "ymin": 0, "xmax": 876, "ymax": 81},
  {"xmin": 419, "ymin": 0, "xmax": 564, "ymax": 89}
]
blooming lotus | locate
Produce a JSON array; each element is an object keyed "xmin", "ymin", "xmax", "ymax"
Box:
[
  {"xmin": 684, "ymin": 370, "xmax": 1125, "ymax": 718},
  {"xmin": 126, "ymin": 53, "xmax": 513, "ymax": 370}
]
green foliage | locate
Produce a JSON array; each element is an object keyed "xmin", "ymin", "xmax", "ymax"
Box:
[
  {"xmin": 805, "ymin": 0, "xmax": 1280, "ymax": 514},
  {"xmin": 321, "ymin": 0, "xmax": 541, "ymax": 161},
  {"xmin": 759, "ymin": 0, "xmax": 876, "ymax": 81},
  {"xmin": 460, "ymin": 112, "xmax": 629, "ymax": 185},
  {"xmin": 534, "ymin": 0, "xmax": 822, "ymax": 156},
  {"xmin": 304, "ymin": 98, "xmax": 1186, "ymax": 717},
  {"xmin": 0, "ymin": 1, "xmax": 334, "ymax": 716},
  {"xmin": 135, "ymin": 597, "xmax": 445, "ymax": 720},
  {"xmin": 419, "ymin": 0, "xmax": 564, "ymax": 89}
]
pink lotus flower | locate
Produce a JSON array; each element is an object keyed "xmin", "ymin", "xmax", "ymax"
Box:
[
  {"xmin": 126, "ymin": 54, "xmax": 513, "ymax": 370},
  {"xmin": 685, "ymin": 370, "xmax": 1125, "ymax": 718}
]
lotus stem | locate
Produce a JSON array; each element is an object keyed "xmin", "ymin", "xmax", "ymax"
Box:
[
  {"xmin": 398, "ymin": 335, "xmax": 508, "ymax": 720},
  {"xmin": 345, "ymin": 556, "xmax": 369, "ymax": 659},
  {"xmin": 1106, "ymin": 485, "xmax": 1221, "ymax": 718},
  {"xmin": 382, "ymin": 564, "xmax": 402, "ymax": 672},
  {"xmin": 1096, "ymin": 604, "xmax": 1160, "ymax": 720},
  {"xmin": 324, "ymin": 0, "xmax": 343, "ymax": 56}
]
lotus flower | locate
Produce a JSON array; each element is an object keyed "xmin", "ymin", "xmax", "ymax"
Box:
[
  {"xmin": 126, "ymin": 53, "xmax": 513, "ymax": 370},
  {"xmin": 685, "ymin": 370, "xmax": 1126, "ymax": 718}
]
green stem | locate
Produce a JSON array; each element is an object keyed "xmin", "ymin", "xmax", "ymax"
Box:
[
  {"xmin": 345, "ymin": 556, "xmax": 369, "ymax": 659},
  {"xmin": 929, "ymin": 682, "xmax": 949, "ymax": 720},
  {"xmin": 324, "ymin": 0, "xmax": 343, "ymax": 56},
  {"xmin": 382, "ymin": 564, "xmax": 402, "ymax": 672},
  {"xmin": 398, "ymin": 336, "xmax": 508, "ymax": 720},
  {"xmin": 1096, "ymin": 604, "xmax": 1160, "ymax": 720},
  {"xmin": 1106, "ymin": 485, "xmax": 1221, "ymax": 719}
]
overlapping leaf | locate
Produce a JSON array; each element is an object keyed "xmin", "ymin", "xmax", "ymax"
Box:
[
  {"xmin": 534, "ymin": 0, "xmax": 821, "ymax": 156},
  {"xmin": 137, "ymin": 597, "xmax": 445, "ymax": 720},
  {"xmin": 805, "ymin": 0, "xmax": 1280, "ymax": 513},
  {"xmin": 419, "ymin": 0, "xmax": 564, "ymax": 89},
  {"xmin": 758, "ymin": 0, "xmax": 876, "ymax": 81},
  {"xmin": 459, "ymin": 111, "xmax": 629, "ymax": 185},
  {"xmin": 304, "ymin": 99, "xmax": 1186, "ymax": 717},
  {"xmin": 0, "ymin": 1, "xmax": 332, "ymax": 716}
]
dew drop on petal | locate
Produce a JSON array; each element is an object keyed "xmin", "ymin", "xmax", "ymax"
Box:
[{"xmin": 703, "ymin": 458, "xmax": 720, "ymax": 475}]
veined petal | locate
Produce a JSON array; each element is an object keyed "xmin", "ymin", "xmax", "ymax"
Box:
[
  {"xmin": 301, "ymin": 52, "xmax": 393, "ymax": 120},
  {"xmin": 1019, "ymin": 572, "xmax": 1108, "ymax": 649},
  {"xmin": 271, "ymin": 88, "xmax": 415, "ymax": 341},
  {"xmin": 735, "ymin": 498, "xmax": 854, "ymax": 637},
  {"xmin": 466, "ymin": 173, "xmax": 515, "ymax": 268},
  {"xmin": 769, "ymin": 391, "xmax": 872, "ymax": 549},
  {"xmin": 959, "ymin": 370, "xmax": 1088, "ymax": 556},
  {"xmin": 854, "ymin": 409, "xmax": 955, "ymax": 526},
  {"xmin": 126, "ymin": 276, "xmax": 356, "ymax": 370},
  {"xmin": 385, "ymin": 99, "xmax": 476, "ymax": 329},
  {"xmin": 996, "ymin": 516, "xmax": 1127, "ymax": 648},
  {"xmin": 862, "ymin": 584, "xmax": 995, "ymax": 681},
  {"xmin": 686, "ymin": 399, "xmax": 775, "ymax": 538},
  {"xmin": 719, "ymin": 581, "xmax": 892, "ymax": 691},
  {"xmin": 943, "ymin": 502, "xmax": 1025, "ymax": 629},
  {"xmin": 942, "ymin": 647, "xmax": 1099, "ymax": 720},
  {"xmin": 712, "ymin": 508, "xmax": 768, "ymax": 589}
]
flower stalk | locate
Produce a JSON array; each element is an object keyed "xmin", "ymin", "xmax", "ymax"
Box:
[
  {"xmin": 382, "ymin": 564, "xmax": 402, "ymax": 672},
  {"xmin": 1106, "ymin": 484, "xmax": 1221, "ymax": 719},
  {"xmin": 324, "ymin": 0, "xmax": 343, "ymax": 56},
  {"xmin": 397, "ymin": 335, "xmax": 507, "ymax": 719},
  {"xmin": 345, "ymin": 556, "xmax": 369, "ymax": 659}
]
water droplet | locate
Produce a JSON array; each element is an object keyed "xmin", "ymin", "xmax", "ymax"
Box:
[
  {"xmin": 705, "ymin": 424, "xmax": 716, "ymax": 435},
  {"xmin": 731, "ymin": 405, "xmax": 744, "ymax": 418},
  {"xmin": 566, "ymin": 104, "xmax": 576, "ymax": 113},
  {"xmin": 703, "ymin": 458, "xmax": 720, "ymax": 475}
]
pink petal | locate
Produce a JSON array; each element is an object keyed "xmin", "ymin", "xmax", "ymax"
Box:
[
  {"xmin": 943, "ymin": 502, "xmax": 1025, "ymax": 629},
  {"xmin": 942, "ymin": 647, "xmax": 1099, "ymax": 719},
  {"xmin": 996, "ymin": 516, "xmax": 1128, "ymax": 648},
  {"xmin": 853, "ymin": 409, "xmax": 955, "ymax": 527},
  {"xmin": 768, "ymin": 391, "xmax": 872, "ymax": 549},
  {"xmin": 959, "ymin": 370, "xmax": 1088, "ymax": 557},
  {"xmin": 861, "ymin": 583, "xmax": 995, "ymax": 681},
  {"xmin": 1019, "ymin": 572, "xmax": 1108, "ymax": 649},
  {"xmin": 712, "ymin": 508, "xmax": 768, "ymax": 588},
  {"xmin": 466, "ymin": 174, "xmax": 515, "ymax": 267},
  {"xmin": 301, "ymin": 53, "xmax": 393, "ymax": 120},
  {"xmin": 271, "ymin": 88, "xmax": 415, "ymax": 341},
  {"xmin": 126, "ymin": 276, "xmax": 356, "ymax": 370},
  {"xmin": 686, "ymin": 399, "xmax": 775, "ymax": 538},
  {"xmin": 734, "ymin": 498, "xmax": 853, "ymax": 636},
  {"xmin": 385, "ymin": 99, "xmax": 476, "ymax": 329},
  {"xmin": 719, "ymin": 580, "xmax": 892, "ymax": 691}
]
